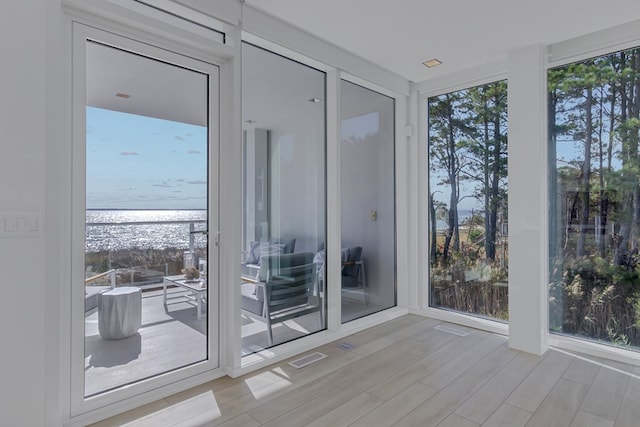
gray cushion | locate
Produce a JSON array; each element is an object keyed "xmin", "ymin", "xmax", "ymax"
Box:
[
  {"xmin": 260, "ymin": 242, "xmax": 285, "ymax": 261},
  {"xmin": 246, "ymin": 239, "xmax": 295, "ymax": 266},
  {"xmin": 241, "ymin": 283, "xmax": 264, "ymax": 316},
  {"xmin": 273, "ymin": 238, "xmax": 296, "ymax": 254},
  {"xmin": 242, "ymin": 252, "xmax": 315, "ymax": 315},
  {"xmin": 258, "ymin": 252, "xmax": 314, "ymax": 282}
]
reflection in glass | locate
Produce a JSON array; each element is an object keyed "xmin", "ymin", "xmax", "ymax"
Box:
[
  {"xmin": 240, "ymin": 43, "xmax": 326, "ymax": 354},
  {"xmin": 549, "ymin": 47, "xmax": 640, "ymax": 351},
  {"xmin": 340, "ymin": 80, "xmax": 396, "ymax": 322},
  {"xmin": 427, "ymin": 81, "xmax": 508, "ymax": 321},
  {"xmin": 83, "ymin": 41, "xmax": 209, "ymax": 396}
]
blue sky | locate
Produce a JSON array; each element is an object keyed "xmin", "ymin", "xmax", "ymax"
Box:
[{"xmin": 86, "ymin": 107, "xmax": 208, "ymax": 209}]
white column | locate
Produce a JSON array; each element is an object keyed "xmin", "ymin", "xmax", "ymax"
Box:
[
  {"xmin": 221, "ymin": 25, "xmax": 243, "ymax": 370},
  {"xmin": 507, "ymin": 45, "xmax": 548, "ymax": 355},
  {"xmin": 402, "ymin": 83, "xmax": 419, "ymax": 312},
  {"xmin": 325, "ymin": 69, "xmax": 342, "ymax": 330}
]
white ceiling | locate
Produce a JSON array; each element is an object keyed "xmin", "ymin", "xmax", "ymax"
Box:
[
  {"xmin": 87, "ymin": 41, "xmax": 208, "ymax": 127},
  {"xmin": 244, "ymin": 0, "xmax": 640, "ymax": 83},
  {"xmin": 86, "ymin": 1, "xmax": 640, "ymax": 127}
]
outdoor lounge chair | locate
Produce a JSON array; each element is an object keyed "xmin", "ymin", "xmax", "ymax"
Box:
[
  {"xmin": 340, "ymin": 246, "xmax": 368, "ymax": 304},
  {"xmin": 241, "ymin": 251, "xmax": 319, "ymax": 346},
  {"xmin": 240, "ymin": 237, "xmax": 296, "ymax": 281},
  {"xmin": 313, "ymin": 245, "xmax": 368, "ymax": 304}
]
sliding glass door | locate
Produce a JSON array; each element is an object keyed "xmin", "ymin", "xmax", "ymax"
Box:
[
  {"xmin": 73, "ymin": 25, "xmax": 219, "ymax": 403},
  {"xmin": 340, "ymin": 80, "xmax": 396, "ymax": 322},
  {"xmin": 240, "ymin": 42, "xmax": 326, "ymax": 354}
]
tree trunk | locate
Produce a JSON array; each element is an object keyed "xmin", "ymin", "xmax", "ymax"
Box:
[
  {"xmin": 606, "ymin": 74, "xmax": 615, "ymax": 249},
  {"xmin": 632, "ymin": 53, "xmax": 640, "ymax": 256},
  {"xmin": 482, "ymin": 95, "xmax": 494, "ymax": 260},
  {"xmin": 596, "ymin": 86, "xmax": 606, "ymax": 256},
  {"xmin": 615, "ymin": 51, "xmax": 633, "ymax": 264},
  {"xmin": 445, "ymin": 97, "xmax": 460, "ymax": 257},
  {"xmin": 576, "ymin": 85, "xmax": 593, "ymax": 257},
  {"xmin": 548, "ymin": 87, "xmax": 562, "ymax": 262},
  {"xmin": 429, "ymin": 192, "xmax": 437, "ymax": 263},
  {"xmin": 488, "ymin": 91, "xmax": 502, "ymax": 262}
]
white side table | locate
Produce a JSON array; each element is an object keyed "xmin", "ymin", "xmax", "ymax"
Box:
[
  {"xmin": 163, "ymin": 275, "xmax": 207, "ymax": 319},
  {"xmin": 98, "ymin": 286, "xmax": 142, "ymax": 340}
]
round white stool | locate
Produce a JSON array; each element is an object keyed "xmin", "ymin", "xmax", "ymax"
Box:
[{"xmin": 98, "ymin": 286, "xmax": 142, "ymax": 340}]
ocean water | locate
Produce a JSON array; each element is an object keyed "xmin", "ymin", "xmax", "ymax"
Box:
[
  {"xmin": 86, "ymin": 207, "xmax": 471, "ymax": 252},
  {"xmin": 433, "ymin": 209, "xmax": 474, "ymax": 231},
  {"xmin": 86, "ymin": 210, "xmax": 207, "ymax": 252}
]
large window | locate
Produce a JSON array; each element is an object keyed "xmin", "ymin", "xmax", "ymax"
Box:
[
  {"xmin": 340, "ymin": 80, "xmax": 396, "ymax": 322},
  {"xmin": 427, "ymin": 81, "xmax": 508, "ymax": 321},
  {"xmin": 240, "ymin": 43, "xmax": 326, "ymax": 354},
  {"xmin": 77, "ymin": 32, "xmax": 219, "ymax": 400},
  {"xmin": 549, "ymin": 46, "xmax": 640, "ymax": 351}
]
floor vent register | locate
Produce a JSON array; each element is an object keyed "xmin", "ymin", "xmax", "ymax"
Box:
[
  {"xmin": 288, "ymin": 352, "xmax": 328, "ymax": 369},
  {"xmin": 434, "ymin": 325, "xmax": 469, "ymax": 337}
]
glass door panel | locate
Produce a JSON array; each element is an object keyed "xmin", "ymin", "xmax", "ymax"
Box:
[
  {"xmin": 549, "ymin": 46, "xmax": 640, "ymax": 351},
  {"xmin": 340, "ymin": 80, "xmax": 396, "ymax": 322},
  {"xmin": 83, "ymin": 41, "xmax": 213, "ymax": 396},
  {"xmin": 427, "ymin": 81, "xmax": 508, "ymax": 321},
  {"xmin": 240, "ymin": 42, "xmax": 326, "ymax": 354}
]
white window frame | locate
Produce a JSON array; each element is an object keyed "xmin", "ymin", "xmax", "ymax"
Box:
[
  {"xmin": 233, "ymin": 32, "xmax": 412, "ymax": 376},
  {"xmin": 415, "ymin": 21, "xmax": 640, "ymax": 366},
  {"xmin": 234, "ymin": 35, "xmax": 335, "ymax": 372},
  {"xmin": 416, "ymin": 63, "xmax": 510, "ymax": 337},
  {"xmin": 546, "ymin": 23, "xmax": 640, "ymax": 367},
  {"xmin": 60, "ymin": 1, "xmax": 414, "ymax": 422},
  {"xmin": 339, "ymin": 74, "xmax": 402, "ymax": 319},
  {"xmin": 63, "ymin": 5, "xmax": 234, "ymax": 423}
]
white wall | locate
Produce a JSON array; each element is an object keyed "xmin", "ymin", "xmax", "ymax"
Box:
[{"xmin": 0, "ymin": 0, "xmax": 51, "ymax": 425}]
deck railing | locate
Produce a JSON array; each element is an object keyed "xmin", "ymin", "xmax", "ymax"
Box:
[
  {"xmin": 85, "ymin": 269, "xmax": 116, "ymax": 287},
  {"xmin": 85, "ymin": 220, "xmax": 208, "ymax": 288}
]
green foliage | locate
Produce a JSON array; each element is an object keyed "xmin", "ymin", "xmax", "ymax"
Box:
[
  {"xmin": 428, "ymin": 79, "xmax": 508, "ymax": 266},
  {"xmin": 468, "ymin": 228, "xmax": 483, "ymax": 243},
  {"xmin": 430, "ymin": 237, "xmax": 508, "ymax": 320},
  {"xmin": 548, "ymin": 46, "xmax": 640, "ymax": 350},
  {"xmin": 552, "ymin": 255, "xmax": 640, "ymax": 346},
  {"xmin": 427, "ymin": 79, "xmax": 511, "ymax": 321}
]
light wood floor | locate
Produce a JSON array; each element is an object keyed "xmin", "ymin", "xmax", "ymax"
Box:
[{"xmin": 91, "ymin": 315, "xmax": 640, "ymax": 427}]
